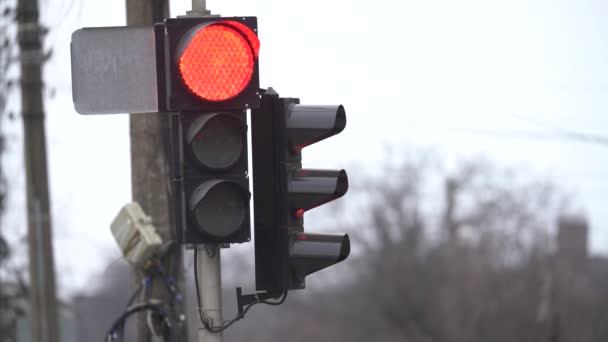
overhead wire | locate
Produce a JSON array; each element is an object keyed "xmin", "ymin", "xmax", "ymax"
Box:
[
  {"xmin": 403, "ymin": 121, "xmax": 608, "ymax": 147},
  {"xmin": 503, "ymin": 112, "xmax": 608, "ymax": 146}
]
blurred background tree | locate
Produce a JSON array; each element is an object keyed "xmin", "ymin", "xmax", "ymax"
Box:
[
  {"xmin": 0, "ymin": 0, "xmax": 12, "ymax": 259},
  {"xmin": 73, "ymin": 154, "xmax": 608, "ymax": 342},
  {"xmin": 0, "ymin": 1, "xmax": 19, "ymax": 341}
]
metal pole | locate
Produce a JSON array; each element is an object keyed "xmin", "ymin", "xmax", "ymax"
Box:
[
  {"xmin": 190, "ymin": 0, "xmax": 211, "ymax": 16},
  {"xmin": 192, "ymin": 0, "xmax": 206, "ymax": 11},
  {"xmin": 197, "ymin": 245, "xmax": 223, "ymax": 342},
  {"xmin": 16, "ymin": 0, "xmax": 60, "ymax": 341}
]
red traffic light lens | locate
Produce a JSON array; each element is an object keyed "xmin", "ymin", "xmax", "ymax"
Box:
[
  {"xmin": 179, "ymin": 24, "xmax": 255, "ymax": 102},
  {"xmin": 223, "ymin": 20, "xmax": 260, "ymax": 57}
]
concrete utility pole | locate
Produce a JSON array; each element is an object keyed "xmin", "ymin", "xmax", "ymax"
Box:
[
  {"xmin": 16, "ymin": 0, "xmax": 59, "ymax": 342},
  {"xmin": 125, "ymin": 1, "xmax": 187, "ymax": 341}
]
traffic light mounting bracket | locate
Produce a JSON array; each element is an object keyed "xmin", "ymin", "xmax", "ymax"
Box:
[{"xmin": 235, "ymin": 287, "xmax": 283, "ymax": 315}]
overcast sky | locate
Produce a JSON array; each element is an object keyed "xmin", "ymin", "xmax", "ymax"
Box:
[{"xmin": 3, "ymin": 0, "xmax": 608, "ymax": 295}]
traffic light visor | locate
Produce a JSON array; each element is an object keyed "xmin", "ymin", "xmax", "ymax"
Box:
[
  {"xmin": 190, "ymin": 180, "xmax": 250, "ymax": 239},
  {"xmin": 287, "ymin": 105, "xmax": 346, "ymax": 152},
  {"xmin": 289, "ymin": 169, "xmax": 348, "ymax": 214},
  {"xmin": 290, "ymin": 233, "xmax": 350, "ymax": 279},
  {"xmin": 178, "ymin": 23, "xmax": 255, "ymax": 102},
  {"xmin": 186, "ymin": 113, "xmax": 245, "ymax": 170}
]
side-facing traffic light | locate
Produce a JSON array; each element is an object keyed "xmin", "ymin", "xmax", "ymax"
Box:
[
  {"xmin": 251, "ymin": 88, "xmax": 350, "ymax": 293},
  {"xmin": 162, "ymin": 17, "xmax": 260, "ymax": 244}
]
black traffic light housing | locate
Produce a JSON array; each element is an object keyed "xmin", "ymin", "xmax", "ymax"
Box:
[
  {"xmin": 251, "ymin": 88, "xmax": 350, "ymax": 293},
  {"xmin": 169, "ymin": 110, "xmax": 251, "ymax": 245},
  {"xmin": 162, "ymin": 16, "xmax": 260, "ymax": 245}
]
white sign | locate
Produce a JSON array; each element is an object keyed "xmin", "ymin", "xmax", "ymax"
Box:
[{"xmin": 71, "ymin": 26, "xmax": 159, "ymax": 114}]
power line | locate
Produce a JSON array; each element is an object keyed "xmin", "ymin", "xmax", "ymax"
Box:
[
  {"xmin": 404, "ymin": 122, "xmax": 608, "ymax": 147},
  {"xmin": 503, "ymin": 112, "xmax": 608, "ymax": 146}
]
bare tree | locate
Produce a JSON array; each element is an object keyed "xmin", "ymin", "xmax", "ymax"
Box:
[
  {"xmin": 0, "ymin": 1, "xmax": 19, "ymax": 340},
  {"xmin": 346, "ymin": 157, "xmax": 568, "ymax": 342},
  {"xmin": 0, "ymin": 0, "xmax": 13, "ymax": 244},
  {"xmin": 77, "ymin": 154, "xmax": 608, "ymax": 342}
]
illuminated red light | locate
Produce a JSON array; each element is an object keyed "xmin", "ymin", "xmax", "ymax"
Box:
[
  {"xmin": 223, "ymin": 20, "xmax": 260, "ymax": 57},
  {"xmin": 179, "ymin": 24, "xmax": 254, "ymax": 102},
  {"xmin": 295, "ymin": 209, "xmax": 305, "ymax": 218}
]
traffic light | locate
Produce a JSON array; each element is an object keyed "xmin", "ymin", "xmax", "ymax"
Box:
[
  {"xmin": 161, "ymin": 17, "xmax": 260, "ymax": 244},
  {"xmin": 251, "ymin": 88, "xmax": 350, "ymax": 293},
  {"xmin": 158, "ymin": 17, "xmax": 260, "ymax": 112}
]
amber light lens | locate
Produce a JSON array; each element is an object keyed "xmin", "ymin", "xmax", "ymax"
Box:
[{"xmin": 179, "ymin": 24, "xmax": 254, "ymax": 101}]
